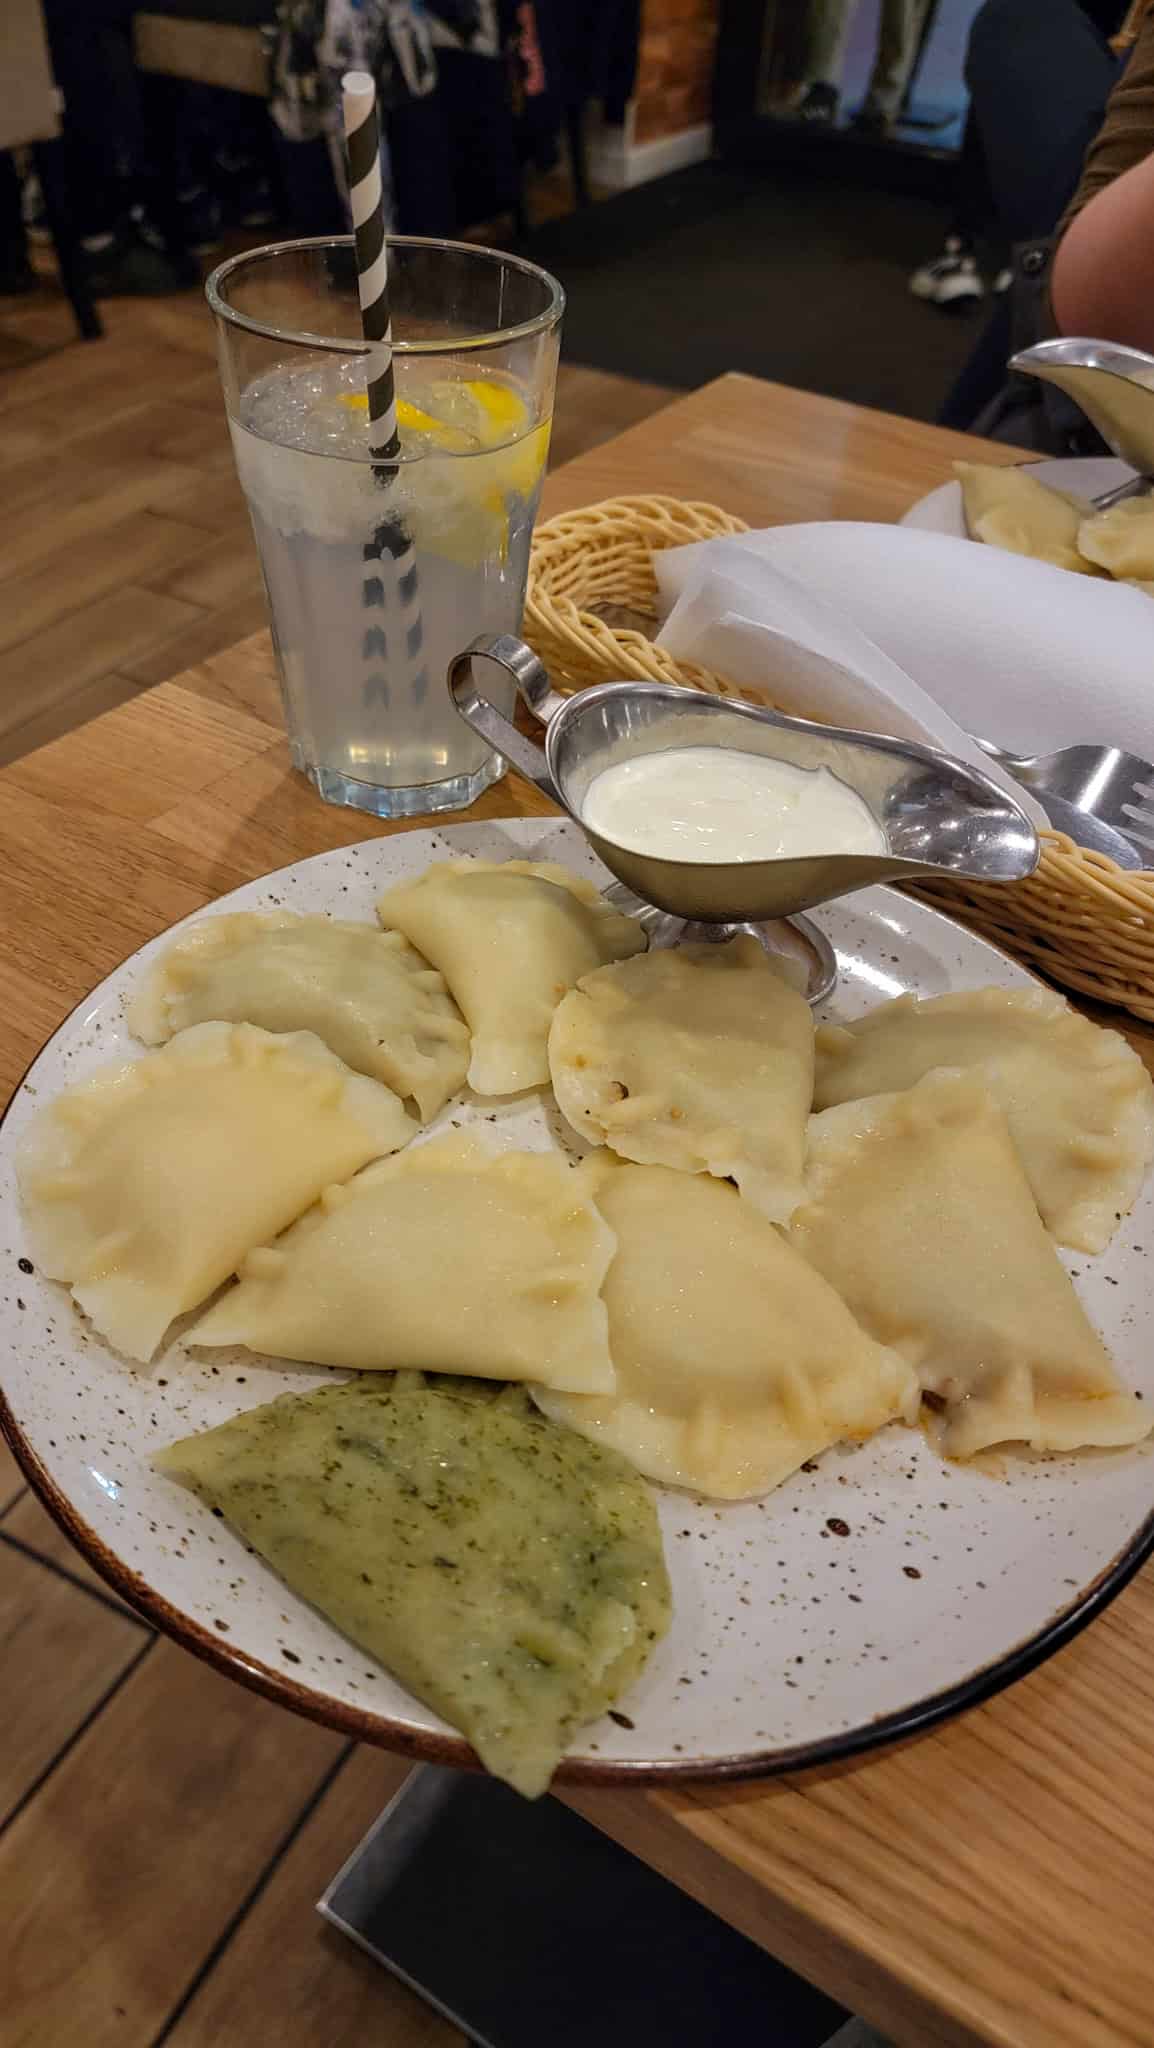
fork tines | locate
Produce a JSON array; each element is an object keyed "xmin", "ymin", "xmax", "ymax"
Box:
[{"xmin": 1121, "ymin": 781, "xmax": 1154, "ymax": 853}]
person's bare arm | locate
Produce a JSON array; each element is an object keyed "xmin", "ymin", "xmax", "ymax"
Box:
[
  {"xmin": 1052, "ymin": 145, "xmax": 1154, "ymax": 348},
  {"xmin": 1051, "ymin": 12, "xmax": 1154, "ymax": 346}
]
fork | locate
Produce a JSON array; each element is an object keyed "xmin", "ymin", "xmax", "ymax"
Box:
[{"xmin": 975, "ymin": 738, "xmax": 1154, "ymax": 862}]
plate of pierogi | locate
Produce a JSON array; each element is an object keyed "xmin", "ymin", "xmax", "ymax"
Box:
[
  {"xmin": 0, "ymin": 814, "xmax": 1152, "ymax": 1794},
  {"xmin": 901, "ymin": 455, "xmax": 1154, "ymax": 586}
]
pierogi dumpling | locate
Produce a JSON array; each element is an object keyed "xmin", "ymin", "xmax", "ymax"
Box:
[
  {"xmin": 549, "ymin": 937, "xmax": 814, "ymax": 1221},
  {"xmin": 17, "ymin": 1022, "xmax": 414, "ymax": 1361},
  {"xmin": 955, "ymin": 460, "xmax": 1098, "ymax": 575},
  {"xmin": 129, "ymin": 910, "xmax": 469, "ymax": 1121},
  {"xmin": 157, "ymin": 1375, "xmax": 670, "ymax": 1798},
  {"xmin": 189, "ymin": 1133, "xmax": 618, "ymax": 1395},
  {"xmin": 814, "ymin": 985, "xmax": 1154, "ymax": 1253},
  {"xmin": 790, "ymin": 1070, "xmax": 1148, "ymax": 1459},
  {"xmin": 376, "ymin": 859, "xmax": 644, "ymax": 1096},
  {"xmin": 1077, "ymin": 495, "xmax": 1154, "ymax": 580},
  {"xmin": 533, "ymin": 1159, "xmax": 917, "ymax": 1499}
]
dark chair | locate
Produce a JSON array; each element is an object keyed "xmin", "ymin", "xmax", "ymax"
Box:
[{"xmin": 2, "ymin": 0, "xmax": 102, "ymax": 341}]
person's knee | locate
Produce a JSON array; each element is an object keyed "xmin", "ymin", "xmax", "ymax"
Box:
[{"xmin": 964, "ymin": 0, "xmax": 1049, "ymax": 95}]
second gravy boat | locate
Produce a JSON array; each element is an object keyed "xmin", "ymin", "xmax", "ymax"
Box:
[{"xmin": 449, "ymin": 634, "xmax": 1040, "ymax": 925}]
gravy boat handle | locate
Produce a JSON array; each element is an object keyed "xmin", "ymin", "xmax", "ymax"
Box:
[{"xmin": 449, "ymin": 635, "xmax": 569, "ymax": 801}]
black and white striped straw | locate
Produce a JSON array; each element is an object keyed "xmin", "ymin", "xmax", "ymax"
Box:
[{"xmin": 341, "ymin": 70, "xmax": 425, "ymax": 707}]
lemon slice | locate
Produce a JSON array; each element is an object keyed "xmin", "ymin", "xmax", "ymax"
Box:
[
  {"xmin": 463, "ymin": 378, "xmax": 529, "ymax": 444},
  {"xmin": 395, "ymin": 397, "xmax": 475, "ymax": 452},
  {"xmin": 490, "ymin": 419, "xmax": 551, "ymax": 501},
  {"xmin": 339, "ymin": 379, "xmax": 530, "ymax": 444},
  {"xmin": 416, "ymin": 377, "xmax": 531, "ymax": 450},
  {"xmin": 336, "ymin": 388, "xmax": 477, "ymax": 453}
]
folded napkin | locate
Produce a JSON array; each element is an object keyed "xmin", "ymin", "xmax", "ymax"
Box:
[
  {"xmin": 654, "ymin": 538, "xmax": 1043, "ymax": 826},
  {"xmin": 655, "ymin": 523, "xmax": 1154, "ymax": 788}
]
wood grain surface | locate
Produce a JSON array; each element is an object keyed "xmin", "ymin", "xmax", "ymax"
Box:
[
  {"xmin": 165, "ymin": 1748, "xmax": 466, "ymax": 2048},
  {"xmin": 0, "ymin": 373, "xmax": 1150, "ymax": 2048},
  {"xmin": 0, "ymin": 1643, "xmax": 342, "ymax": 2047},
  {"xmin": 0, "ymin": 269, "xmax": 674, "ymax": 766}
]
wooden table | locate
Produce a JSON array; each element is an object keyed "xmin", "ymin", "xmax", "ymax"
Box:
[{"xmin": 3, "ymin": 374, "xmax": 1152, "ymax": 2048}]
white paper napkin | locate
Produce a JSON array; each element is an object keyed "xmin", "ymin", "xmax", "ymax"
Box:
[
  {"xmin": 656, "ymin": 522, "xmax": 1154, "ymax": 767},
  {"xmin": 654, "ymin": 541, "xmax": 1048, "ymax": 826}
]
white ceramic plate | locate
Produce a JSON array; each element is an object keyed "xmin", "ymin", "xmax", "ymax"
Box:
[
  {"xmin": 900, "ymin": 455, "xmax": 1135, "ymax": 539},
  {"xmin": 2, "ymin": 817, "xmax": 1152, "ymax": 1784}
]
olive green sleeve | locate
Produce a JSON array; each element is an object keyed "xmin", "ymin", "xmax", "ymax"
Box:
[{"xmin": 1057, "ymin": 13, "xmax": 1154, "ymax": 241}]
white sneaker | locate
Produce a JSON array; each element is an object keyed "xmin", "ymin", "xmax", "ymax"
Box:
[{"xmin": 909, "ymin": 236, "xmax": 985, "ymax": 309}]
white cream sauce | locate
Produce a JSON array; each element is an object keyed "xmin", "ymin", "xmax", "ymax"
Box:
[{"xmin": 581, "ymin": 746, "xmax": 885, "ymax": 864}]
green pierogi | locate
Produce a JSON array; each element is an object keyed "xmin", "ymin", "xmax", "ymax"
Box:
[{"xmin": 156, "ymin": 1374, "xmax": 670, "ymax": 1796}]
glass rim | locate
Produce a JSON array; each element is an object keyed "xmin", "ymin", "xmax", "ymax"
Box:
[{"xmin": 205, "ymin": 234, "xmax": 565, "ymax": 356}]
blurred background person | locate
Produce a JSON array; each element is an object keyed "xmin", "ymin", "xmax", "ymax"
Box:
[
  {"xmin": 910, "ymin": 0, "xmax": 1129, "ymax": 317},
  {"xmin": 908, "ymin": 106, "xmax": 996, "ymax": 310},
  {"xmin": 0, "ymin": 151, "xmax": 37, "ymax": 297},
  {"xmin": 36, "ymin": 0, "xmax": 278, "ymax": 294},
  {"xmin": 892, "ymin": 0, "xmax": 1132, "ymax": 443},
  {"xmin": 39, "ymin": 0, "xmax": 184, "ymax": 293},
  {"xmin": 793, "ymin": 0, "xmax": 932, "ymax": 135}
]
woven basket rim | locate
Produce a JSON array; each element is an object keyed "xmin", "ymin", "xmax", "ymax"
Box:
[{"xmin": 524, "ymin": 493, "xmax": 1154, "ymax": 1019}]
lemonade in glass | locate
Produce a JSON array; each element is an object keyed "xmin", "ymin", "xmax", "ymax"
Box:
[{"xmin": 208, "ymin": 238, "xmax": 564, "ymax": 818}]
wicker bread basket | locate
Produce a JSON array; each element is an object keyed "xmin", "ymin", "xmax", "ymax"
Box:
[{"xmin": 524, "ymin": 495, "xmax": 1154, "ymax": 1023}]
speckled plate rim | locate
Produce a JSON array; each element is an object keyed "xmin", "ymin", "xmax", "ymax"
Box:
[
  {"xmin": 3, "ymin": 1368, "xmax": 1153, "ymax": 1786},
  {"xmin": 2, "ymin": 843, "xmax": 1153, "ymax": 1787}
]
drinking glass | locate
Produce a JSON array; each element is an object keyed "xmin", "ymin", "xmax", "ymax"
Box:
[{"xmin": 208, "ymin": 236, "xmax": 564, "ymax": 817}]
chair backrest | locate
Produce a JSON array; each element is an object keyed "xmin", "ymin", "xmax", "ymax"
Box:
[
  {"xmin": 133, "ymin": 14, "xmax": 269, "ymax": 97},
  {"xmin": 0, "ymin": 0, "xmax": 60, "ymax": 152}
]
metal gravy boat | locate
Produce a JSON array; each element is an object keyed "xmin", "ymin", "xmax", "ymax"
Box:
[
  {"xmin": 1010, "ymin": 338, "xmax": 1154, "ymax": 503},
  {"xmin": 449, "ymin": 635, "xmax": 1040, "ymax": 924}
]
